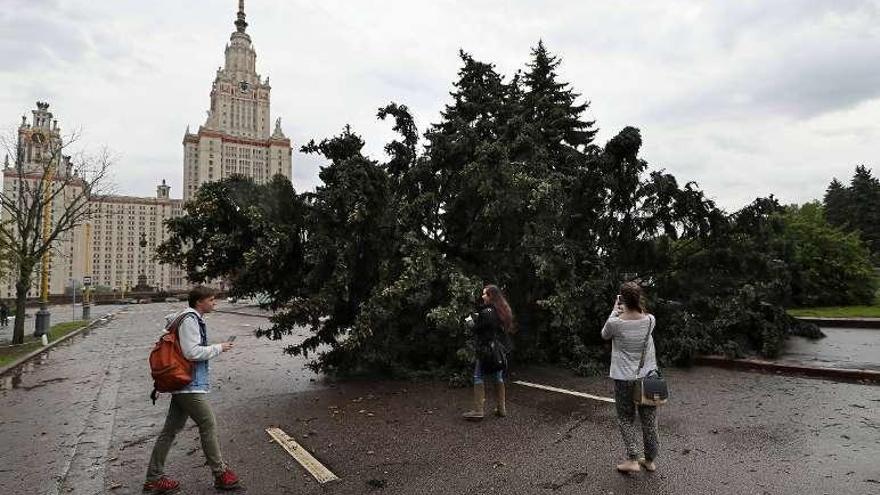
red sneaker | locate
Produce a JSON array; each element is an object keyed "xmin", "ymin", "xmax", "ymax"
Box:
[
  {"xmin": 143, "ymin": 476, "xmax": 180, "ymax": 493},
  {"xmin": 214, "ymin": 468, "xmax": 241, "ymax": 490}
]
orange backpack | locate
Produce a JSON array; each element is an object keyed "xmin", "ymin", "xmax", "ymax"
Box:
[{"xmin": 149, "ymin": 312, "xmax": 194, "ymax": 403}]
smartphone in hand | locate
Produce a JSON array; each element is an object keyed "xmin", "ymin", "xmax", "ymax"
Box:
[{"xmin": 227, "ymin": 335, "xmax": 237, "ymax": 342}]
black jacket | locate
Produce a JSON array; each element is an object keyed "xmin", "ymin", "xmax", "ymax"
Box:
[{"xmin": 471, "ymin": 304, "xmax": 508, "ymax": 349}]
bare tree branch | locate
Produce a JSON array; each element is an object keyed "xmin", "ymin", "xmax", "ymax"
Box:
[{"xmin": 0, "ymin": 127, "xmax": 115, "ymax": 344}]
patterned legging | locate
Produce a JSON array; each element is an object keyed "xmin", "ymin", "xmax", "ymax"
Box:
[{"xmin": 614, "ymin": 380, "xmax": 660, "ymax": 461}]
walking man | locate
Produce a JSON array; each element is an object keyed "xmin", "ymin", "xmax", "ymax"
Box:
[{"xmin": 143, "ymin": 286, "xmax": 240, "ymax": 493}]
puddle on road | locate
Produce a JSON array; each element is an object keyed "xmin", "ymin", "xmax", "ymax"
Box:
[
  {"xmin": 0, "ymin": 318, "xmax": 117, "ymax": 391},
  {"xmin": 1, "ymin": 373, "xmax": 23, "ymax": 390},
  {"xmin": 13, "ymin": 376, "xmax": 68, "ymax": 391},
  {"xmin": 1, "ymin": 353, "xmax": 65, "ymax": 391}
]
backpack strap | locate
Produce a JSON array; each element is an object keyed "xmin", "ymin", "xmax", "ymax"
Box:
[{"xmin": 168, "ymin": 311, "xmax": 196, "ymax": 333}]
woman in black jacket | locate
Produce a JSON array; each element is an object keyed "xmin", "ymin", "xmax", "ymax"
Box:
[{"xmin": 462, "ymin": 284, "xmax": 514, "ymax": 421}]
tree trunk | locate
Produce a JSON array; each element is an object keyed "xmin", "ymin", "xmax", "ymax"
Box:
[{"xmin": 12, "ymin": 266, "xmax": 32, "ymax": 346}]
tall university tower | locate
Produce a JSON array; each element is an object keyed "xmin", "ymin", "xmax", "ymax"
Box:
[
  {"xmin": 1, "ymin": 1, "xmax": 293, "ymax": 298},
  {"xmin": 182, "ymin": 0, "xmax": 293, "ymax": 202}
]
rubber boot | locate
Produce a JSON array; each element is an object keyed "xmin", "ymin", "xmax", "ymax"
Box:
[
  {"xmin": 462, "ymin": 383, "xmax": 485, "ymax": 421},
  {"xmin": 494, "ymin": 382, "xmax": 507, "ymax": 417}
]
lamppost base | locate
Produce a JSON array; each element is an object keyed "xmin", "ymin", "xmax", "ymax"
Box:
[
  {"xmin": 82, "ymin": 303, "xmax": 91, "ymax": 320},
  {"xmin": 34, "ymin": 304, "xmax": 51, "ymax": 337}
]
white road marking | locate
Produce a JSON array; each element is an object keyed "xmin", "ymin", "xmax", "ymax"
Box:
[
  {"xmin": 266, "ymin": 427, "xmax": 339, "ymax": 484},
  {"xmin": 513, "ymin": 380, "xmax": 615, "ymax": 403}
]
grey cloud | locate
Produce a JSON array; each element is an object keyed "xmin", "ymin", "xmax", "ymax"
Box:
[
  {"xmin": 646, "ymin": 38, "xmax": 880, "ymax": 124},
  {"xmin": 746, "ymin": 40, "xmax": 880, "ymax": 118},
  {"xmin": 4, "ymin": 0, "xmax": 880, "ymax": 211},
  {"xmin": 0, "ymin": 18, "xmax": 91, "ymax": 72},
  {"xmin": 0, "ymin": 1, "xmax": 141, "ymax": 75},
  {"xmin": 637, "ymin": 2, "xmax": 880, "ymax": 123}
]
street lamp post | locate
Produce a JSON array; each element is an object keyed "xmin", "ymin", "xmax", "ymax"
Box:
[
  {"xmin": 33, "ymin": 134, "xmax": 55, "ymax": 338},
  {"xmin": 82, "ymin": 222, "xmax": 92, "ymax": 320},
  {"xmin": 138, "ymin": 232, "xmax": 148, "ymax": 292}
]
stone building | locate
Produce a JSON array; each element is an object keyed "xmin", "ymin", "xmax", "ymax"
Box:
[
  {"xmin": 182, "ymin": 0, "xmax": 292, "ymax": 202},
  {"xmin": 1, "ymin": 1, "xmax": 290, "ymax": 298},
  {"xmin": 1, "ymin": 102, "xmax": 89, "ymax": 299},
  {"xmin": 87, "ymin": 181, "xmax": 186, "ymax": 294},
  {"xmin": 2, "ymin": 103, "xmax": 188, "ymax": 299}
]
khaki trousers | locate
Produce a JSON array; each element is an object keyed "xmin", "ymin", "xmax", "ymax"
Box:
[{"xmin": 146, "ymin": 393, "xmax": 225, "ymax": 481}]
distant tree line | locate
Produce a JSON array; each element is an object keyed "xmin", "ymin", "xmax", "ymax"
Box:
[
  {"xmin": 824, "ymin": 165, "xmax": 880, "ymax": 264},
  {"xmin": 158, "ymin": 43, "xmax": 875, "ymax": 379}
]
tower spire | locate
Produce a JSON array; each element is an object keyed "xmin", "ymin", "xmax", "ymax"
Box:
[{"xmin": 235, "ymin": 0, "xmax": 248, "ymax": 33}]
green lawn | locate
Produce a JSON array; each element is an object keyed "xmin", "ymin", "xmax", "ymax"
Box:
[
  {"xmin": 788, "ymin": 295, "xmax": 880, "ymax": 318},
  {"xmin": 0, "ymin": 320, "xmax": 88, "ymax": 367},
  {"xmin": 787, "ymin": 287, "xmax": 880, "ymax": 319}
]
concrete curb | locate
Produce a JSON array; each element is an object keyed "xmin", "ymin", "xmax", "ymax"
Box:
[
  {"xmin": 795, "ymin": 317, "xmax": 880, "ymax": 329},
  {"xmin": 695, "ymin": 355, "xmax": 880, "ymax": 384},
  {"xmin": 0, "ymin": 313, "xmax": 117, "ymax": 377}
]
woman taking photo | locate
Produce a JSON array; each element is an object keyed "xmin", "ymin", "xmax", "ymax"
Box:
[
  {"xmin": 601, "ymin": 282, "xmax": 660, "ymax": 473},
  {"xmin": 462, "ymin": 284, "xmax": 514, "ymax": 421}
]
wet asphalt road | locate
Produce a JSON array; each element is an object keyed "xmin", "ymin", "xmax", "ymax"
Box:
[
  {"xmin": 0, "ymin": 303, "xmax": 878, "ymax": 495},
  {"xmin": 783, "ymin": 327, "xmax": 880, "ymax": 371}
]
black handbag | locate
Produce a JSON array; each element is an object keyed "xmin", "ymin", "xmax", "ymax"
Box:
[
  {"xmin": 480, "ymin": 338, "xmax": 508, "ymax": 374},
  {"xmin": 634, "ymin": 315, "xmax": 668, "ymax": 406}
]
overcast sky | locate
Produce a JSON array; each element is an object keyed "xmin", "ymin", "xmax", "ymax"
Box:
[{"xmin": 2, "ymin": 0, "xmax": 879, "ymax": 211}]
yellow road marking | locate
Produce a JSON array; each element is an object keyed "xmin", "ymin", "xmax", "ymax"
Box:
[{"xmin": 265, "ymin": 427, "xmax": 339, "ymax": 484}]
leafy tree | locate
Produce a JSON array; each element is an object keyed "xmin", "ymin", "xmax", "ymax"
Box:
[
  {"xmin": 280, "ymin": 127, "xmax": 396, "ymax": 366},
  {"xmin": 651, "ymin": 197, "xmax": 824, "ymax": 362},
  {"xmin": 156, "ymin": 174, "xmax": 307, "ymax": 307},
  {"xmin": 848, "ymin": 165, "xmax": 880, "ymax": 258},
  {"xmin": 823, "ymin": 178, "xmax": 849, "ymax": 228},
  {"xmin": 779, "ymin": 202, "xmax": 876, "ymax": 306},
  {"xmin": 516, "ymin": 40, "xmax": 597, "ymax": 163},
  {"xmin": 160, "ymin": 43, "xmax": 839, "ymax": 377},
  {"xmin": 823, "ymin": 166, "xmax": 880, "ymax": 262}
]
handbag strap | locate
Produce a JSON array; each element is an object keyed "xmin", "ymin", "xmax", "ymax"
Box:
[{"xmin": 635, "ymin": 315, "xmax": 655, "ymax": 376}]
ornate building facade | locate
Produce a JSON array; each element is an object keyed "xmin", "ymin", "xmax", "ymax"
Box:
[
  {"xmin": 2, "ymin": 2, "xmax": 289, "ymax": 298},
  {"xmin": 1, "ymin": 103, "xmax": 187, "ymax": 299},
  {"xmin": 182, "ymin": 0, "xmax": 292, "ymax": 202},
  {"xmin": 88, "ymin": 181, "xmax": 186, "ymax": 294},
  {"xmin": 1, "ymin": 103, "xmax": 89, "ymax": 299}
]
